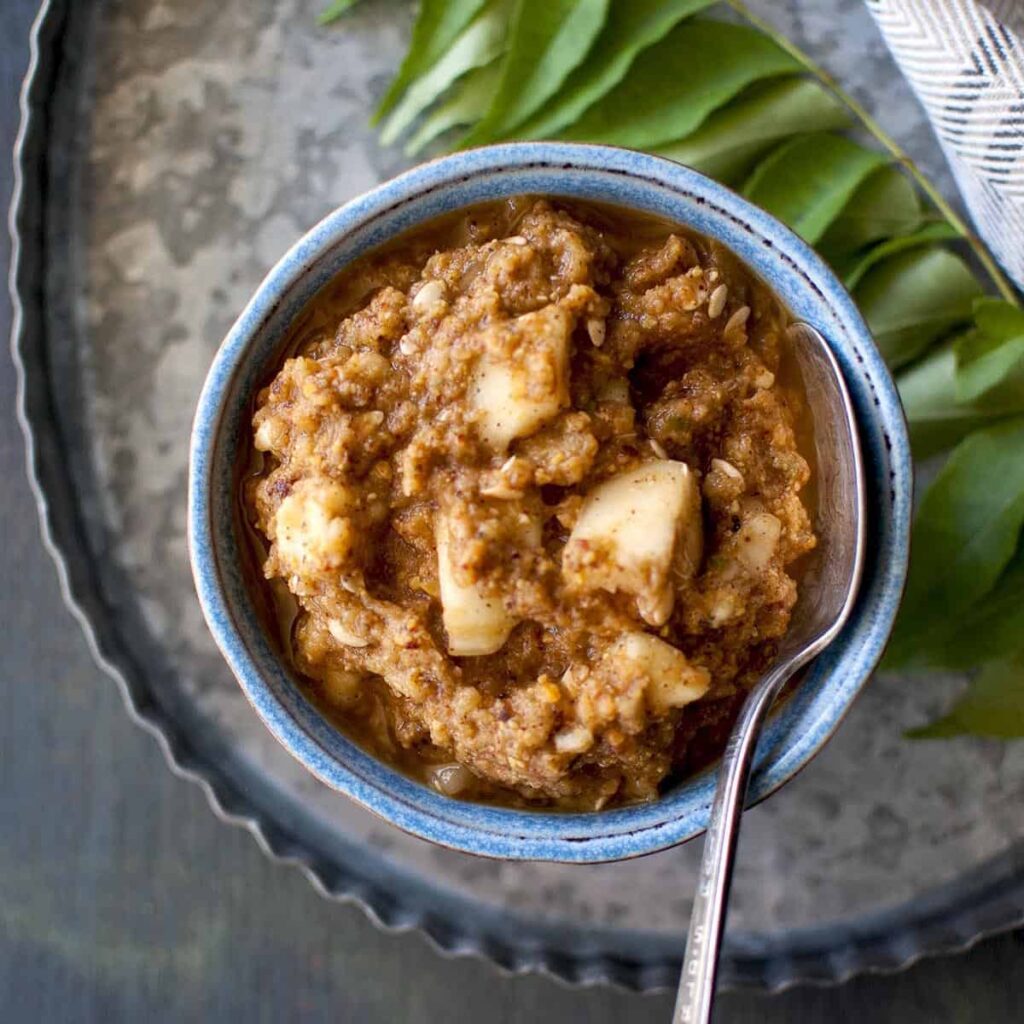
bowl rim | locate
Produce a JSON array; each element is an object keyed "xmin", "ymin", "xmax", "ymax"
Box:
[{"xmin": 188, "ymin": 141, "xmax": 911, "ymax": 863}]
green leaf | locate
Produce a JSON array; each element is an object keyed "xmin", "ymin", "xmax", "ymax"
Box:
[
  {"xmin": 461, "ymin": 0, "xmax": 611, "ymax": 147},
  {"xmin": 380, "ymin": 0, "xmax": 512, "ymax": 146},
  {"xmin": 954, "ymin": 298, "xmax": 1024, "ymax": 403},
  {"xmin": 900, "ymin": 302, "xmax": 1024, "ymax": 458},
  {"xmin": 885, "ymin": 416, "xmax": 1024, "ymax": 668},
  {"xmin": 558, "ymin": 20, "xmax": 797, "ymax": 150},
  {"xmin": 654, "ymin": 76, "xmax": 850, "ymax": 186},
  {"xmin": 903, "ymin": 542, "xmax": 1024, "ymax": 671},
  {"xmin": 319, "ymin": 0, "xmax": 364, "ymax": 25},
  {"xmin": 374, "ymin": 0, "xmax": 491, "ymax": 122},
  {"xmin": 512, "ymin": 0, "xmax": 714, "ymax": 141},
  {"xmin": 742, "ymin": 133, "xmax": 886, "ymax": 245},
  {"xmin": 838, "ymin": 221, "xmax": 960, "ymax": 289},
  {"xmin": 897, "ymin": 342, "xmax": 1024, "ymax": 459},
  {"xmin": 404, "ymin": 60, "xmax": 502, "ymax": 156},
  {"xmin": 908, "ymin": 655, "xmax": 1024, "ymax": 739},
  {"xmin": 853, "ymin": 246, "xmax": 982, "ymax": 369},
  {"xmin": 817, "ymin": 164, "xmax": 921, "ymax": 260}
]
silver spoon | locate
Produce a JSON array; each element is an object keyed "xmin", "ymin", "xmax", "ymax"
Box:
[{"xmin": 672, "ymin": 322, "xmax": 867, "ymax": 1024}]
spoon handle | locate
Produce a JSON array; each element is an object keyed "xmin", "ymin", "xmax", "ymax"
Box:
[{"xmin": 671, "ymin": 661, "xmax": 793, "ymax": 1024}]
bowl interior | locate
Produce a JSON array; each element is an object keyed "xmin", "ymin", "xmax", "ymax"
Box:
[{"xmin": 189, "ymin": 143, "xmax": 911, "ymax": 862}]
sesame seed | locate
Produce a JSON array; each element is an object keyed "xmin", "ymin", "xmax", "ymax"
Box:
[
  {"xmin": 411, "ymin": 279, "xmax": 446, "ymax": 311},
  {"xmin": 707, "ymin": 283, "xmax": 728, "ymax": 319},
  {"xmin": 711, "ymin": 457, "xmax": 743, "ymax": 481}
]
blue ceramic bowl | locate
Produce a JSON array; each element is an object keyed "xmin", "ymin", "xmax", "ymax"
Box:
[{"xmin": 188, "ymin": 142, "xmax": 911, "ymax": 863}]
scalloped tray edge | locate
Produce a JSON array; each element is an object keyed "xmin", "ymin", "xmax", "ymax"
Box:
[{"xmin": 9, "ymin": 0, "xmax": 1024, "ymax": 994}]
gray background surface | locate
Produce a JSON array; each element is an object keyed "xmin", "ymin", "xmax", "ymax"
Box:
[{"xmin": 2, "ymin": 0, "xmax": 1024, "ymax": 1020}]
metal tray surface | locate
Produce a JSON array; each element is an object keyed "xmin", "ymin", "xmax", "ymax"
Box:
[{"xmin": 11, "ymin": 0, "xmax": 1024, "ymax": 992}]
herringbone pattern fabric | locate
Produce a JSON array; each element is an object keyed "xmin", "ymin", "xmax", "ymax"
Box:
[{"xmin": 867, "ymin": 0, "xmax": 1024, "ymax": 290}]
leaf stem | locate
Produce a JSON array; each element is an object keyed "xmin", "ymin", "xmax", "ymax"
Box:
[{"xmin": 724, "ymin": 0, "xmax": 1020, "ymax": 306}]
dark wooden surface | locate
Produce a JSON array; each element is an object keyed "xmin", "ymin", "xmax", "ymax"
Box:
[{"xmin": 3, "ymin": 1, "xmax": 1023, "ymax": 1020}]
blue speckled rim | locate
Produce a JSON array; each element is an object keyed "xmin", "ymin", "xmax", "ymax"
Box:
[{"xmin": 188, "ymin": 142, "xmax": 911, "ymax": 863}]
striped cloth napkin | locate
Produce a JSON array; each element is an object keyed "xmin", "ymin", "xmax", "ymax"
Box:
[{"xmin": 866, "ymin": 0, "xmax": 1024, "ymax": 292}]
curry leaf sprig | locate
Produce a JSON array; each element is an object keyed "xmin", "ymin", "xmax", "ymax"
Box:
[{"xmin": 323, "ymin": 0, "xmax": 1024, "ymax": 738}]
